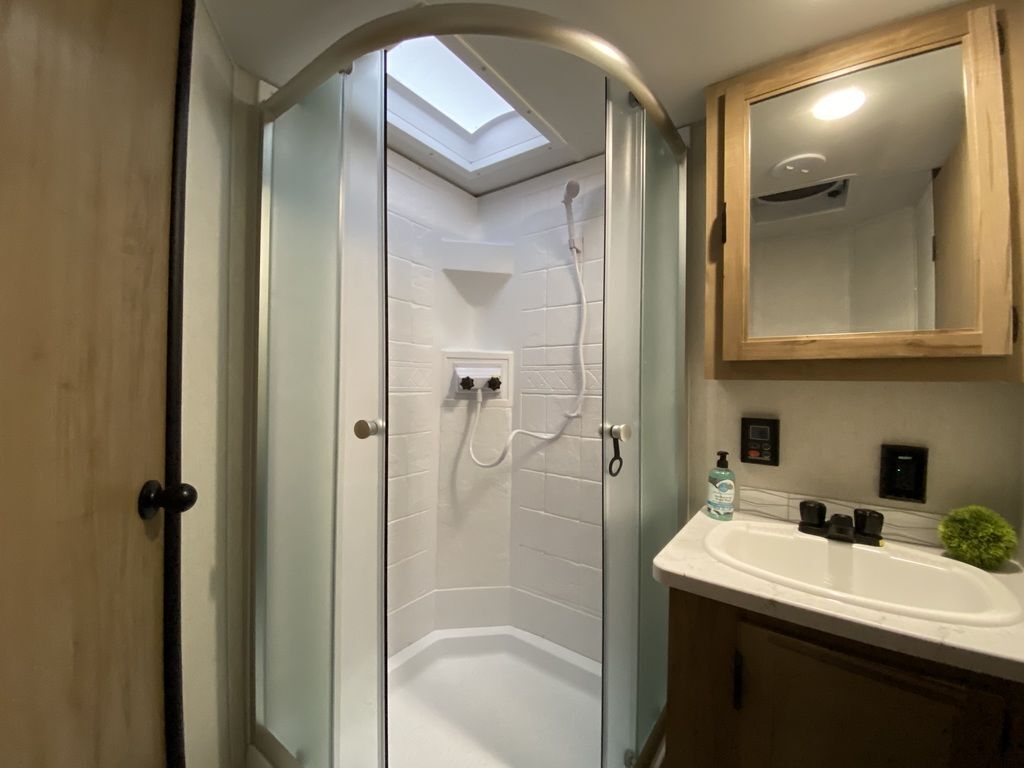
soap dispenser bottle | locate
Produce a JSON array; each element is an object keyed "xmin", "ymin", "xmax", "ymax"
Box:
[{"xmin": 707, "ymin": 451, "xmax": 736, "ymax": 521}]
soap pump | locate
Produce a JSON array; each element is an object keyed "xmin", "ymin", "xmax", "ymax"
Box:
[{"xmin": 706, "ymin": 451, "xmax": 736, "ymax": 521}]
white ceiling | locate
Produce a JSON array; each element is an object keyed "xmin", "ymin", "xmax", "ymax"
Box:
[
  {"xmin": 751, "ymin": 45, "xmax": 964, "ymax": 237},
  {"xmin": 203, "ymin": 0, "xmax": 960, "ymax": 127},
  {"xmin": 750, "ymin": 45, "xmax": 964, "ymax": 197}
]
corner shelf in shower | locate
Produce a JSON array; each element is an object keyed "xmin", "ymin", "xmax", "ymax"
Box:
[{"xmin": 433, "ymin": 237, "xmax": 516, "ymax": 276}]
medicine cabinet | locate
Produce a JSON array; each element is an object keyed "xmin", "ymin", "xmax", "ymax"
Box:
[{"xmin": 704, "ymin": 3, "xmax": 1023, "ymax": 380}]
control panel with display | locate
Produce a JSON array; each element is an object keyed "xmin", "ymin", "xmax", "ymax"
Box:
[{"xmin": 740, "ymin": 417, "xmax": 779, "ymax": 466}]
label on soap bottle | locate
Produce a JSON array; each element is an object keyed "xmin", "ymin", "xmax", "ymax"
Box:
[{"xmin": 708, "ymin": 479, "xmax": 735, "ymax": 516}]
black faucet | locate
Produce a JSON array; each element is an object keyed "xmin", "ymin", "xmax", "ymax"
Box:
[{"xmin": 798, "ymin": 501, "xmax": 884, "ymax": 546}]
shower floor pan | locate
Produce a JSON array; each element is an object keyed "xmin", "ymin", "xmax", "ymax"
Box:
[{"xmin": 387, "ymin": 626, "xmax": 601, "ymax": 768}]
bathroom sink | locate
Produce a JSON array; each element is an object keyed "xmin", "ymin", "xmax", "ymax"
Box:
[{"xmin": 704, "ymin": 521, "xmax": 1022, "ymax": 627}]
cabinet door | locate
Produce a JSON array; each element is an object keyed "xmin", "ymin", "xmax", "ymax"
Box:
[{"xmin": 735, "ymin": 622, "xmax": 1006, "ymax": 767}]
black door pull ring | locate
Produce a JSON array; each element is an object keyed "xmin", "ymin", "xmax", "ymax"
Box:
[
  {"xmin": 609, "ymin": 439, "xmax": 623, "ymax": 477},
  {"xmin": 607, "ymin": 423, "xmax": 631, "ymax": 478}
]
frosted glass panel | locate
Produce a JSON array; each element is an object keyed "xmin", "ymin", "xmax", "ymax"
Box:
[
  {"xmin": 602, "ymin": 78, "xmax": 644, "ymax": 768},
  {"xmin": 636, "ymin": 116, "xmax": 681, "ymax": 747},
  {"xmin": 256, "ymin": 74, "xmax": 344, "ymax": 768},
  {"xmin": 603, "ymin": 81, "xmax": 683, "ymax": 764}
]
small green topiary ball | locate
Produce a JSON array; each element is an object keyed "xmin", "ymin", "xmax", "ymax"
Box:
[{"xmin": 938, "ymin": 506, "xmax": 1018, "ymax": 571}]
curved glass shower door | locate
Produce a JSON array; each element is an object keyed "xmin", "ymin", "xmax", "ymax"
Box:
[
  {"xmin": 252, "ymin": 52, "xmax": 386, "ymax": 768},
  {"xmin": 603, "ymin": 79, "xmax": 683, "ymax": 767},
  {"xmin": 249, "ymin": 43, "xmax": 682, "ymax": 768}
]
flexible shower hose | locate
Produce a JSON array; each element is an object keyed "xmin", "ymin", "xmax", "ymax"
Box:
[{"xmin": 468, "ymin": 242, "xmax": 588, "ymax": 468}]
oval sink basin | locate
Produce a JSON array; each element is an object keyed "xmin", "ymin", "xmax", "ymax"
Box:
[{"xmin": 704, "ymin": 521, "xmax": 1022, "ymax": 627}]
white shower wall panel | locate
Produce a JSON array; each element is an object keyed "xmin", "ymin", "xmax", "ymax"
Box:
[
  {"xmin": 386, "ymin": 151, "xmax": 477, "ymax": 653},
  {"xmin": 385, "ymin": 152, "xmax": 605, "ymax": 662},
  {"xmin": 437, "ymin": 403, "xmax": 512, "ymax": 589},
  {"xmin": 481, "ymin": 157, "xmax": 606, "ymax": 662}
]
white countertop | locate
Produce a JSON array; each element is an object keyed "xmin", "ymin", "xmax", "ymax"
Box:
[{"xmin": 654, "ymin": 511, "xmax": 1024, "ymax": 683}]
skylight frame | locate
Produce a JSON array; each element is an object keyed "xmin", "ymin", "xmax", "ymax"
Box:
[
  {"xmin": 384, "ymin": 36, "xmax": 555, "ymax": 175},
  {"xmin": 386, "ymin": 36, "xmax": 517, "ymax": 135}
]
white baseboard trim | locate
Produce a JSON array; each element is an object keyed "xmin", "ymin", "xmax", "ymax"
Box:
[
  {"xmin": 511, "ymin": 588, "xmax": 602, "ymax": 662},
  {"xmin": 387, "ymin": 591, "xmax": 435, "ymax": 655},
  {"xmin": 387, "ymin": 585, "xmax": 603, "ymax": 662}
]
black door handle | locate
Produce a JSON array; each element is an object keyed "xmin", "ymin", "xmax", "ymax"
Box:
[
  {"xmin": 606, "ymin": 423, "xmax": 631, "ymax": 477},
  {"xmin": 609, "ymin": 437, "xmax": 623, "ymax": 477},
  {"xmin": 138, "ymin": 480, "xmax": 198, "ymax": 520}
]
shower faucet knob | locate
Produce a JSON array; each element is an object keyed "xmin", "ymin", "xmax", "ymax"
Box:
[
  {"xmin": 459, "ymin": 376, "xmax": 474, "ymax": 391},
  {"xmin": 486, "ymin": 376, "xmax": 502, "ymax": 391}
]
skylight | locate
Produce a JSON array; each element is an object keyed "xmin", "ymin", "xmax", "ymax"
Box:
[{"xmin": 387, "ymin": 36, "xmax": 515, "ymax": 134}]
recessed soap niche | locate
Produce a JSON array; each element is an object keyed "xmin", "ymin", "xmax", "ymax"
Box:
[{"xmin": 442, "ymin": 350, "xmax": 513, "ymax": 405}]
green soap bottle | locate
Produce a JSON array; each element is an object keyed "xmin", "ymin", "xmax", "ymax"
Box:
[{"xmin": 706, "ymin": 451, "xmax": 736, "ymax": 521}]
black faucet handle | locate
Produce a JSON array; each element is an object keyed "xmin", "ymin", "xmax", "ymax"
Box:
[
  {"xmin": 799, "ymin": 500, "xmax": 826, "ymax": 528},
  {"xmin": 855, "ymin": 508, "xmax": 884, "ymax": 538}
]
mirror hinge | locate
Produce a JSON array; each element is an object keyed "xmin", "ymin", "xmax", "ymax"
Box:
[
  {"xmin": 1013, "ymin": 305, "xmax": 1020, "ymax": 344},
  {"xmin": 998, "ymin": 21, "xmax": 1007, "ymax": 55},
  {"xmin": 720, "ymin": 202, "xmax": 728, "ymax": 245}
]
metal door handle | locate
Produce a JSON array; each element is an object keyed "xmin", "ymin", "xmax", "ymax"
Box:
[
  {"xmin": 605, "ymin": 423, "xmax": 631, "ymax": 477},
  {"xmin": 353, "ymin": 418, "xmax": 385, "ymax": 439},
  {"xmin": 608, "ymin": 424, "xmax": 631, "ymax": 441}
]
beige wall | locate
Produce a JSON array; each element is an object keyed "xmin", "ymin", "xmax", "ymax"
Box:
[
  {"xmin": 182, "ymin": 3, "xmax": 256, "ymax": 766},
  {"xmin": 933, "ymin": 131, "xmax": 976, "ymax": 329},
  {"xmin": 750, "ymin": 205, "xmax": 924, "ymax": 337},
  {"xmin": 686, "ymin": 122, "xmax": 1024, "ymax": 533}
]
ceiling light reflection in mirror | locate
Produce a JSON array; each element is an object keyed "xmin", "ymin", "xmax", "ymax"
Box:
[{"xmin": 812, "ymin": 86, "xmax": 867, "ymax": 121}]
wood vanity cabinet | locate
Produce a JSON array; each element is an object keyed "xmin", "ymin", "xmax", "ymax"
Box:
[{"xmin": 665, "ymin": 590, "xmax": 1024, "ymax": 767}]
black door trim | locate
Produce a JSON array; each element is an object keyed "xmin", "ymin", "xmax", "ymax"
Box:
[{"xmin": 165, "ymin": 0, "xmax": 196, "ymax": 764}]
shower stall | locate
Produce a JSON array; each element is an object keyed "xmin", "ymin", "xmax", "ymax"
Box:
[{"xmin": 250, "ymin": 19, "xmax": 684, "ymax": 768}]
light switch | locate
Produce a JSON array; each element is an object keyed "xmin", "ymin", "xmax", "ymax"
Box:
[{"xmin": 879, "ymin": 444, "xmax": 928, "ymax": 503}]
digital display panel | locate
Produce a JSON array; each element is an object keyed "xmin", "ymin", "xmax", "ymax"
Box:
[{"xmin": 749, "ymin": 425, "xmax": 770, "ymax": 441}]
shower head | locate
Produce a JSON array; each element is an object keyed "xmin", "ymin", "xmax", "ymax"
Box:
[
  {"xmin": 562, "ymin": 180, "xmax": 582, "ymax": 256},
  {"xmin": 563, "ymin": 180, "xmax": 580, "ymax": 204}
]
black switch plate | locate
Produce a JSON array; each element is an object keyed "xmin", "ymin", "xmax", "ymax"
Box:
[
  {"xmin": 740, "ymin": 417, "xmax": 779, "ymax": 466},
  {"xmin": 879, "ymin": 444, "xmax": 928, "ymax": 503}
]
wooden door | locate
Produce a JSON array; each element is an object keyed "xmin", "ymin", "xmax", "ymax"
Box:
[
  {"xmin": 0, "ymin": 0, "xmax": 180, "ymax": 763},
  {"xmin": 735, "ymin": 622, "xmax": 1007, "ymax": 767}
]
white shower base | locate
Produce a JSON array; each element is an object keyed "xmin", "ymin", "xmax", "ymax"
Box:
[{"xmin": 387, "ymin": 626, "xmax": 602, "ymax": 768}]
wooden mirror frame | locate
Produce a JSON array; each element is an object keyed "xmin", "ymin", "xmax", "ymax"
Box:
[{"xmin": 718, "ymin": 5, "xmax": 1011, "ymax": 362}]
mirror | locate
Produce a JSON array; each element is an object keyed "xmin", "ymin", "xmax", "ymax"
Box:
[{"xmin": 747, "ymin": 45, "xmax": 972, "ymax": 338}]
